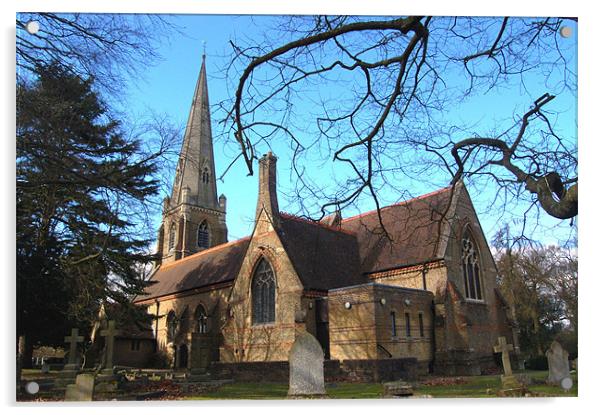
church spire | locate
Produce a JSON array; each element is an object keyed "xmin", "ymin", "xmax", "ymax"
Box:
[
  {"xmin": 158, "ymin": 53, "xmax": 228, "ymax": 265},
  {"xmin": 170, "ymin": 53, "xmax": 219, "ymax": 209}
]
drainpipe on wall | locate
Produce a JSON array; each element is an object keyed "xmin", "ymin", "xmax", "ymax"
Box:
[
  {"xmin": 154, "ymin": 300, "xmax": 160, "ymax": 353},
  {"xmin": 430, "ymin": 300, "xmax": 436, "ymax": 374},
  {"xmin": 181, "ymin": 213, "xmax": 188, "ymax": 258}
]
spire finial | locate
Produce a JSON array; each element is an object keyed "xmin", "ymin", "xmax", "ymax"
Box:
[{"xmin": 202, "ymin": 41, "xmax": 207, "ymax": 60}]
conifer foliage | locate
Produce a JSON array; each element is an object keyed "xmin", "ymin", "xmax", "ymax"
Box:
[{"xmin": 16, "ymin": 64, "xmax": 159, "ymax": 360}]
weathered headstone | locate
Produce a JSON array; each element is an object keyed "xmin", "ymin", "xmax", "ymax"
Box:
[
  {"xmin": 546, "ymin": 340, "xmax": 570, "ymax": 385},
  {"xmin": 64, "ymin": 373, "xmax": 95, "ymax": 401},
  {"xmin": 288, "ymin": 331, "xmax": 325, "ymax": 397},
  {"xmin": 55, "ymin": 328, "xmax": 85, "ymax": 388},
  {"xmin": 383, "ymin": 380, "xmax": 413, "ymax": 397},
  {"xmin": 99, "ymin": 320, "xmax": 121, "ymax": 373},
  {"xmin": 64, "ymin": 328, "xmax": 84, "ymax": 369},
  {"xmin": 187, "ymin": 332, "xmax": 211, "ymax": 380},
  {"xmin": 493, "ymin": 336, "xmax": 519, "ymax": 389}
]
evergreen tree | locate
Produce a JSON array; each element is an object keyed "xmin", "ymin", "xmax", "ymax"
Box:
[{"xmin": 17, "ymin": 64, "xmax": 159, "ymax": 366}]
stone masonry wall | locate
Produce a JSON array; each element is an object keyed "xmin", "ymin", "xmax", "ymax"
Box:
[
  {"xmin": 210, "ymin": 357, "xmax": 426, "ymax": 383},
  {"xmin": 220, "ymin": 211, "xmax": 305, "ymax": 363},
  {"xmin": 328, "ymin": 283, "xmax": 434, "ymax": 364}
]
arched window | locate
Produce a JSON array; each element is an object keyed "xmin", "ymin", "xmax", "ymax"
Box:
[
  {"xmin": 195, "ymin": 304, "xmax": 208, "ymax": 334},
  {"xmin": 168, "ymin": 223, "xmax": 176, "ymax": 252},
  {"xmin": 202, "ymin": 168, "xmax": 210, "ymax": 184},
  {"xmin": 252, "ymin": 258, "xmax": 276, "ymax": 324},
  {"xmin": 197, "ymin": 221, "xmax": 210, "ymax": 249},
  {"xmin": 166, "ymin": 311, "xmax": 177, "ymax": 342},
  {"xmin": 462, "ymin": 230, "xmax": 483, "ymax": 300}
]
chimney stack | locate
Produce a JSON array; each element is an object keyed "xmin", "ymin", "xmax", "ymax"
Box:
[{"xmin": 255, "ymin": 152, "xmax": 279, "ymax": 227}]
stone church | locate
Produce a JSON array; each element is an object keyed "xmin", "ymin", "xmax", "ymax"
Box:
[{"xmin": 131, "ymin": 55, "xmax": 518, "ymax": 378}]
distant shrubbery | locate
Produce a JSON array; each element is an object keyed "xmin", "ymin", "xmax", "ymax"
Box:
[
  {"xmin": 147, "ymin": 350, "xmax": 170, "ymax": 369},
  {"xmin": 525, "ymin": 356, "xmax": 549, "ymax": 371}
]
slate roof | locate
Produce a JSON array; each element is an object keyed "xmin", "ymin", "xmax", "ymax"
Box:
[
  {"xmin": 136, "ymin": 237, "xmax": 251, "ymax": 301},
  {"xmin": 95, "ymin": 303, "xmax": 155, "ymax": 340},
  {"xmin": 340, "ymin": 186, "xmax": 454, "ymax": 274},
  {"xmin": 278, "ymin": 214, "xmax": 365, "ymax": 291},
  {"xmin": 136, "ymin": 186, "xmax": 455, "ymax": 300}
]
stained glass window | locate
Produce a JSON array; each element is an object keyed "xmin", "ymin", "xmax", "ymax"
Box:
[
  {"xmin": 168, "ymin": 224, "xmax": 176, "ymax": 252},
  {"xmin": 252, "ymin": 258, "xmax": 275, "ymax": 324},
  {"xmin": 462, "ymin": 230, "xmax": 483, "ymax": 300},
  {"xmin": 166, "ymin": 311, "xmax": 177, "ymax": 341},
  {"xmin": 195, "ymin": 305, "xmax": 208, "ymax": 334},
  {"xmin": 197, "ymin": 221, "xmax": 210, "ymax": 249}
]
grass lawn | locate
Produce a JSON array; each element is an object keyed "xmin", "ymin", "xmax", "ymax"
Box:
[
  {"xmin": 21, "ymin": 369, "xmax": 63, "ymax": 380},
  {"xmin": 414, "ymin": 371, "xmax": 577, "ymax": 398},
  {"xmin": 187, "ymin": 382, "xmax": 384, "ymax": 400},
  {"xmin": 188, "ymin": 370, "xmax": 577, "ymax": 400},
  {"xmin": 18, "ymin": 369, "xmax": 577, "ymax": 400}
]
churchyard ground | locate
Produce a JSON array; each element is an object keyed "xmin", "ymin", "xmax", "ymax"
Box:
[{"xmin": 18, "ymin": 370, "xmax": 577, "ymax": 401}]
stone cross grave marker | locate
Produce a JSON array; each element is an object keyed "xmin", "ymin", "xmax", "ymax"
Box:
[
  {"xmin": 64, "ymin": 328, "xmax": 84, "ymax": 368},
  {"xmin": 288, "ymin": 331, "xmax": 325, "ymax": 397},
  {"xmin": 494, "ymin": 336, "xmax": 519, "ymax": 389},
  {"xmin": 546, "ymin": 340, "xmax": 570, "ymax": 385},
  {"xmin": 494, "ymin": 336, "xmax": 513, "ymax": 376},
  {"xmin": 100, "ymin": 320, "xmax": 121, "ymax": 371}
]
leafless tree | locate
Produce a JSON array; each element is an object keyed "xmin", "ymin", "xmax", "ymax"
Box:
[
  {"xmin": 16, "ymin": 13, "xmax": 176, "ymax": 96},
  {"xmin": 219, "ymin": 16, "xmax": 577, "ymax": 235}
]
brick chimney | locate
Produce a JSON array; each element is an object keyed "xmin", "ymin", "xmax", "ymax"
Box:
[{"xmin": 255, "ymin": 152, "xmax": 280, "ymax": 228}]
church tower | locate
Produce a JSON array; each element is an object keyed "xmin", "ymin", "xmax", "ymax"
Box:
[{"xmin": 157, "ymin": 54, "xmax": 228, "ymax": 265}]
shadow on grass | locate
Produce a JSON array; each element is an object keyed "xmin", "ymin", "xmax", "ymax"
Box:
[{"xmin": 187, "ymin": 371, "xmax": 577, "ymax": 400}]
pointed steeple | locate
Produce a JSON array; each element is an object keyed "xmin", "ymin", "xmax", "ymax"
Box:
[
  {"xmin": 158, "ymin": 52, "xmax": 228, "ymax": 265},
  {"xmin": 170, "ymin": 53, "xmax": 219, "ymax": 209}
]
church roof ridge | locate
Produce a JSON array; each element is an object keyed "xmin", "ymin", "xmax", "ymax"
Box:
[
  {"xmin": 279, "ymin": 212, "xmax": 356, "ymax": 236},
  {"xmin": 159, "ymin": 235, "xmax": 251, "ymax": 271},
  {"xmin": 341, "ymin": 185, "xmax": 453, "ymax": 224}
]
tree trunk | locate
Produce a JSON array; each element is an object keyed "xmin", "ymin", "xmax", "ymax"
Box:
[{"xmin": 18, "ymin": 334, "xmax": 34, "ymax": 369}]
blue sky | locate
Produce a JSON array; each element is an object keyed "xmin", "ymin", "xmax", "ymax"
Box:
[{"xmin": 120, "ymin": 14, "xmax": 577, "ymax": 246}]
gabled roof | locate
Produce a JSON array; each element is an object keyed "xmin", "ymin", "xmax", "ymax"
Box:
[
  {"xmin": 137, "ymin": 185, "xmax": 457, "ymax": 300},
  {"xmin": 340, "ymin": 186, "xmax": 454, "ymax": 274},
  {"xmin": 278, "ymin": 214, "xmax": 365, "ymax": 291},
  {"xmin": 135, "ymin": 237, "xmax": 251, "ymax": 302}
]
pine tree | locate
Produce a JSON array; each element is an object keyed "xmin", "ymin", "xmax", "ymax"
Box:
[{"xmin": 17, "ymin": 63, "xmax": 158, "ymax": 366}]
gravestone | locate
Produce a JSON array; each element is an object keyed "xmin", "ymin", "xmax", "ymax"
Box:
[
  {"xmin": 55, "ymin": 328, "xmax": 85, "ymax": 388},
  {"xmin": 64, "ymin": 373, "xmax": 95, "ymax": 401},
  {"xmin": 95, "ymin": 320, "xmax": 123, "ymax": 394},
  {"xmin": 288, "ymin": 331, "xmax": 325, "ymax": 397},
  {"xmin": 64, "ymin": 328, "xmax": 84, "ymax": 369},
  {"xmin": 493, "ymin": 336, "xmax": 519, "ymax": 389},
  {"xmin": 99, "ymin": 320, "xmax": 121, "ymax": 374},
  {"xmin": 383, "ymin": 380, "xmax": 413, "ymax": 397},
  {"xmin": 188, "ymin": 332, "xmax": 210, "ymax": 380},
  {"xmin": 546, "ymin": 340, "xmax": 570, "ymax": 385}
]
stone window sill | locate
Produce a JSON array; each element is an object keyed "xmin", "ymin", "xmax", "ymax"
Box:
[
  {"xmin": 252, "ymin": 322, "xmax": 276, "ymax": 328},
  {"xmin": 465, "ymin": 298, "xmax": 487, "ymax": 305}
]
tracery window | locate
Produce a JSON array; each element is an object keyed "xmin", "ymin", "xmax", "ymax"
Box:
[
  {"xmin": 197, "ymin": 221, "xmax": 210, "ymax": 249},
  {"xmin": 195, "ymin": 304, "xmax": 208, "ymax": 334},
  {"xmin": 166, "ymin": 311, "xmax": 177, "ymax": 342},
  {"xmin": 252, "ymin": 258, "xmax": 276, "ymax": 324},
  {"xmin": 168, "ymin": 223, "xmax": 176, "ymax": 252},
  {"xmin": 202, "ymin": 168, "xmax": 210, "ymax": 184},
  {"xmin": 462, "ymin": 230, "xmax": 483, "ymax": 300}
]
